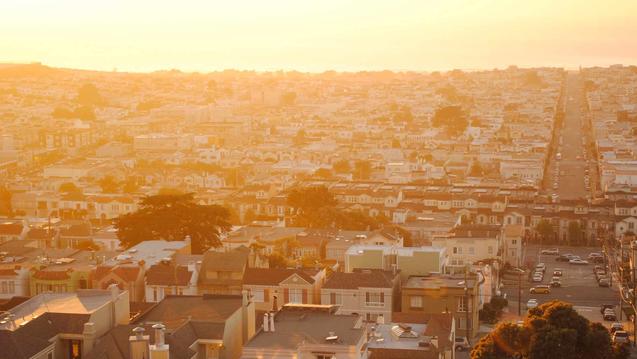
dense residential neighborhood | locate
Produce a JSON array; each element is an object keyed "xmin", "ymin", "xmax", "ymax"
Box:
[{"xmin": 1, "ymin": 62, "xmax": 637, "ymax": 359}]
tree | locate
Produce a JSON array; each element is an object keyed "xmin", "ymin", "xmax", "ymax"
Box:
[
  {"xmin": 98, "ymin": 176, "xmax": 119, "ymax": 193},
  {"xmin": 470, "ymin": 160, "xmax": 484, "ymax": 176},
  {"xmin": 59, "ymin": 182, "xmax": 82, "ymax": 195},
  {"xmin": 280, "ymin": 91, "xmax": 296, "ymax": 106},
  {"xmin": 74, "ymin": 105, "xmax": 96, "ymax": 121},
  {"xmin": 293, "ymin": 129, "xmax": 306, "ymax": 146},
  {"xmin": 432, "ymin": 105, "xmax": 468, "ymax": 136},
  {"xmin": 115, "ymin": 193, "xmax": 231, "ymax": 254},
  {"xmin": 392, "ymin": 106, "xmax": 413, "ymax": 124},
  {"xmin": 122, "ymin": 178, "xmax": 140, "ymax": 193},
  {"xmin": 52, "ymin": 107, "xmax": 75, "ymax": 119},
  {"xmin": 313, "ymin": 168, "xmax": 333, "ymax": 179},
  {"xmin": 535, "ymin": 219, "xmax": 553, "ymax": 244},
  {"xmin": 77, "ymin": 83, "xmax": 103, "ymax": 106},
  {"xmin": 333, "ymin": 160, "xmax": 351, "ymax": 174},
  {"xmin": 471, "ymin": 300, "xmax": 625, "ymax": 359},
  {"xmin": 568, "ymin": 221, "xmax": 583, "ymax": 246},
  {"xmin": 267, "ymin": 252, "xmax": 289, "ymax": 269},
  {"xmin": 353, "ymin": 160, "xmax": 372, "ymax": 180}
]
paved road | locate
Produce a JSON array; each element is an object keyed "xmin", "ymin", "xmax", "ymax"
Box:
[{"xmin": 544, "ymin": 73, "xmax": 592, "ymax": 200}]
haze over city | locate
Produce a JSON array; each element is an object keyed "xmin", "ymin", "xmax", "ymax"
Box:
[
  {"xmin": 2, "ymin": 0, "xmax": 637, "ymax": 72},
  {"xmin": 2, "ymin": 1, "xmax": 637, "ymax": 359}
]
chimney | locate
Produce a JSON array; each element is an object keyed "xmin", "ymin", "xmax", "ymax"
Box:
[
  {"xmin": 150, "ymin": 323, "xmax": 169, "ymax": 359},
  {"xmin": 269, "ymin": 312, "xmax": 275, "ymax": 332},
  {"xmin": 82, "ymin": 322, "xmax": 97, "ymax": 353},
  {"xmin": 108, "ymin": 283, "xmax": 120, "ymax": 301},
  {"xmin": 263, "ymin": 313, "xmax": 269, "ymax": 332},
  {"xmin": 129, "ymin": 327, "xmax": 150, "ymax": 359}
]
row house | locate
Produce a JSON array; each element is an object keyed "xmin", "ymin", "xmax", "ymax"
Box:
[
  {"xmin": 242, "ymin": 267, "xmax": 326, "ymax": 312},
  {"xmin": 321, "ymin": 268, "xmax": 400, "ymax": 323}
]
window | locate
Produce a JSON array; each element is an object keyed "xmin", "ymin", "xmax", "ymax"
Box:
[
  {"xmin": 315, "ymin": 354, "xmax": 336, "ymax": 359},
  {"xmin": 410, "ymin": 295, "xmax": 423, "ymax": 308},
  {"xmin": 289, "ymin": 288, "xmax": 302, "ymax": 303},
  {"xmin": 366, "ymin": 313, "xmax": 380, "ymax": 322},
  {"xmin": 453, "ymin": 247, "xmax": 458, "ymax": 254},
  {"xmin": 488, "ymin": 246, "xmax": 493, "ymax": 255},
  {"xmin": 457, "ymin": 296, "xmax": 468, "ymax": 312},
  {"xmin": 365, "ymin": 292, "xmax": 384, "ymax": 307},
  {"xmin": 153, "ymin": 288, "xmax": 158, "ymax": 302},
  {"xmin": 468, "ymin": 247, "xmax": 475, "ymax": 255},
  {"xmin": 252, "ymin": 289, "xmax": 265, "ymax": 303},
  {"xmin": 511, "ymin": 239, "xmax": 517, "ymax": 245}
]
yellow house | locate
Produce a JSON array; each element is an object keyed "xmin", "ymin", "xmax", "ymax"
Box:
[{"xmin": 401, "ymin": 274, "xmax": 480, "ymax": 338}]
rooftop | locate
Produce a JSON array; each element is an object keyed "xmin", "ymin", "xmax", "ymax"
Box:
[
  {"xmin": 1, "ymin": 289, "xmax": 125, "ymax": 331},
  {"xmin": 244, "ymin": 304, "xmax": 365, "ymax": 350},
  {"xmin": 403, "ymin": 274, "xmax": 477, "ymax": 290}
]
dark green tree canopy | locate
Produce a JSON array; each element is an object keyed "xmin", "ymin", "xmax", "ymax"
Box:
[
  {"xmin": 115, "ymin": 193, "xmax": 231, "ymax": 254},
  {"xmin": 471, "ymin": 300, "xmax": 626, "ymax": 359}
]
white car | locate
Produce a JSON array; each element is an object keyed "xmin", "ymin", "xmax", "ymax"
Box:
[
  {"xmin": 527, "ymin": 299, "xmax": 538, "ymax": 309},
  {"xmin": 612, "ymin": 331, "xmax": 630, "ymax": 344},
  {"xmin": 569, "ymin": 258, "xmax": 589, "ymax": 265},
  {"xmin": 532, "ymin": 274, "xmax": 543, "ymax": 282},
  {"xmin": 454, "ymin": 336, "xmax": 471, "ymax": 351}
]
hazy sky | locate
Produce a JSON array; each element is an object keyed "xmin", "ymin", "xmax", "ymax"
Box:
[{"xmin": 2, "ymin": 0, "xmax": 637, "ymax": 72}]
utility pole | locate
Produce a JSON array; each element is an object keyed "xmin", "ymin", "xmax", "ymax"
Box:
[
  {"xmin": 518, "ymin": 269, "xmax": 523, "ymax": 316},
  {"xmin": 465, "ymin": 269, "xmax": 471, "ymax": 345},
  {"xmin": 620, "ymin": 241, "xmax": 624, "ymax": 321}
]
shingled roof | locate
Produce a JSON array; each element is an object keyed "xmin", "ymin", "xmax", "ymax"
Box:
[
  {"xmin": 242, "ymin": 267, "xmax": 315, "ymax": 286},
  {"xmin": 146, "ymin": 262, "xmax": 192, "ymax": 286},
  {"xmin": 323, "ymin": 269, "xmax": 397, "ymax": 290}
]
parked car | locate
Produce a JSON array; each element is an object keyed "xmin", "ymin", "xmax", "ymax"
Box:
[
  {"xmin": 541, "ymin": 248, "xmax": 559, "ymax": 255},
  {"xmin": 532, "ymin": 274, "xmax": 543, "ymax": 282},
  {"xmin": 550, "ymin": 279, "xmax": 562, "ymax": 288},
  {"xmin": 454, "ymin": 336, "xmax": 471, "ymax": 351},
  {"xmin": 601, "ymin": 304, "xmax": 615, "ymax": 314},
  {"xmin": 612, "ymin": 331, "xmax": 630, "ymax": 344},
  {"xmin": 527, "ymin": 299, "xmax": 538, "ymax": 309},
  {"xmin": 593, "ymin": 257, "xmax": 604, "ymax": 264},
  {"xmin": 588, "ymin": 252, "xmax": 602, "ymax": 260},
  {"xmin": 599, "ymin": 278, "xmax": 610, "ymax": 287},
  {"xmin": 610, "ymin": 323, "xmax": 624, "ymax": 334},
  {"xmin": 569, "ymin": 259, "xmax": 589, "ymax": 265},
  {"xmin": 553, "ymin": 269, "xmax": 563, "ymax": 277},
  {"xmin": 530, "ymin": 285, "xmax": 551, "ymax": 294},
  {"xmin": 535, "ymin": 263, "xmax": 547, "ymax": 272},
  {"xmin": 556, "ymin": 255, "xmax": 572, "ymax": 262},
  {"xmin": 604, "ymin": 309, "xmax": 617, "ymax": 321}
]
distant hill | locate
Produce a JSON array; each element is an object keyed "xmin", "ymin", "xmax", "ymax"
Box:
[{"xmin": 0, "ymin": 63, "xmax": 62, "ymax": 78}]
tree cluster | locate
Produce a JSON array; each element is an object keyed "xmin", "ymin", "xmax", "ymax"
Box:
[
  {"xmin": 479, "ymin": 296, "xmax": 509, "ymax": 324},
  {"xmin": 115, "ymin": 193, "xmax": 231, "ymax": 254},
  {"xmin": 432, "ymin": 105, "xmax": 469, "ymax": 136},
  {"xmin": 471, "ymin": 300, "xmax": 629, "ymax": 359},
  {"xmin": 287, "ymin": 186, "xmax": 386, "ymax": 230}
]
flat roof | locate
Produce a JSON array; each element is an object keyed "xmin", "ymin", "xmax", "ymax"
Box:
[
  {"xmin": 403, "ymin": 275, "xmax": 477, "ymax": 290},
  {"xmin": 2, "ymin": 289, "xmax": 122, "ymax": 330}
]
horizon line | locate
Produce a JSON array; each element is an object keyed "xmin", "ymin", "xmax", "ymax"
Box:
[{"xmin": 2, "ymin": 60, "xmax": 633, "ymax": 76}]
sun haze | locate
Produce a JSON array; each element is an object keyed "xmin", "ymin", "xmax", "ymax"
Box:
[{"xmin": 1, "ymin": 0, "xmax": 636, "ymax": 72}]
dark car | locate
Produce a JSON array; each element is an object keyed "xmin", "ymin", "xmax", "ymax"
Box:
[
  {"xmin": 601, "ymin": 304, "xmax": 615, "ymax": 315},
  {"xmin": 556, "ymin": 255, "xmax": 571, "ymax": 262}
]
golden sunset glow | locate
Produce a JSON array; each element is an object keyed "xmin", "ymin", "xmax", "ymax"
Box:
[{"xmin": 2, "ymin": 0, "xmax": 637, "ymax": 71}]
